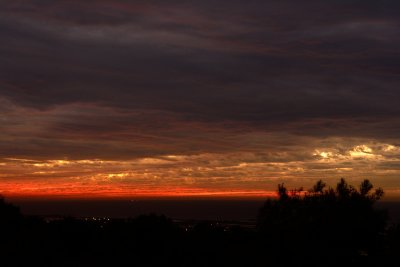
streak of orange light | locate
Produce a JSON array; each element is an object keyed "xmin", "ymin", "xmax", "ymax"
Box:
[{"xmin": 0, "ymin": 181, "xmax": 276, "ymax": 199}]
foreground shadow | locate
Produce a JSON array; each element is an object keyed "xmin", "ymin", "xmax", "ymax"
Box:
[
  {"xmin": 258, "ymin": 179, "xmax": 388, "ymax": 266},
  {"xmin": 0, "ymin": 179, "xmax": 399, "ymax": 267}
]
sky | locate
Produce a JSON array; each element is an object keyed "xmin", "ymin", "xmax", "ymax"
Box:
[{"xmin": 1, "ymin": 0, "xmax": 400, "ymax": 199}]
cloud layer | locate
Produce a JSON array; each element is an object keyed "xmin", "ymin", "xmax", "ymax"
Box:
[{"xmin": 1, "ymin": 1, "xmax": 400, "ymax": 197}]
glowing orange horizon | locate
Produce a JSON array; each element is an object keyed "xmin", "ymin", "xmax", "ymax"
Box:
[
  {"xmin": 2, "ymin": 142, "xmax": 400, "ymax": 201},
  {"xmin": 0, "ymin": 181, "xmax": 277, "ymax": 199}
]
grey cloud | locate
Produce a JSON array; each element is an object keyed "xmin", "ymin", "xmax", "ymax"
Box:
[{"xmin": 1, "ymin": 0, "xmax": 399, "ymax": 160}]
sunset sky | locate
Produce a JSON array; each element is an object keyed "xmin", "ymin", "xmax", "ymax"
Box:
[{"xmin": 1, "ymin": 0, "xmax": 400, "ymax": 199}]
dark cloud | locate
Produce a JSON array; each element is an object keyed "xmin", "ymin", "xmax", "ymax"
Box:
[{"xmin": 0, "ymin": 1, "xmax": 400, "ymax": 196}]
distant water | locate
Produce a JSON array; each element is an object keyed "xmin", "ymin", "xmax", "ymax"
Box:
[
  {"xmin": 12, "ymin": 199, "xmax": 265, "ymax": 221},
  {"xmin": 11, "ymin": 199, "xmax": 400, "ymax": 223}
]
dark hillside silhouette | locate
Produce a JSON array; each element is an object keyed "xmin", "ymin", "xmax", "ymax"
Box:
[
  {"xmin": 0, "ymin": 179, "xmax": 399, "ymax": 267},
  {"xmin": 0, "ymin": 196, "xmax": 21, "ymax": 229},
  {"xmin": 0, "ymin": 196, "xmax": 23, "ymax": 262}
]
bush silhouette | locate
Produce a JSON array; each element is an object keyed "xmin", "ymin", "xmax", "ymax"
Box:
[
  {"xmin": 257, "ymin": 179, "xmax": 388, "ymax": 265},
  {"xmin": 0, "ymin": 195, "xmax": 22, "ymax": 234}
]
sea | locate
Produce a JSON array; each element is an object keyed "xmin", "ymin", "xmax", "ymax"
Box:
[{"xmin": 10, "ymin": 198, "xmax": 400, "ymax": 224}]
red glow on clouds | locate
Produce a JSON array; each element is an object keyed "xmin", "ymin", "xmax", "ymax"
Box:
[{"xmin": 0, "ymin": 180, "xmax": 276, "ymax": 200}]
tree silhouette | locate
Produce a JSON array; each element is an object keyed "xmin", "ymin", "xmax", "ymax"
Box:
[{"xmin": 257, "ymin": 179, "xmax": 388, "ymax": 266}]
